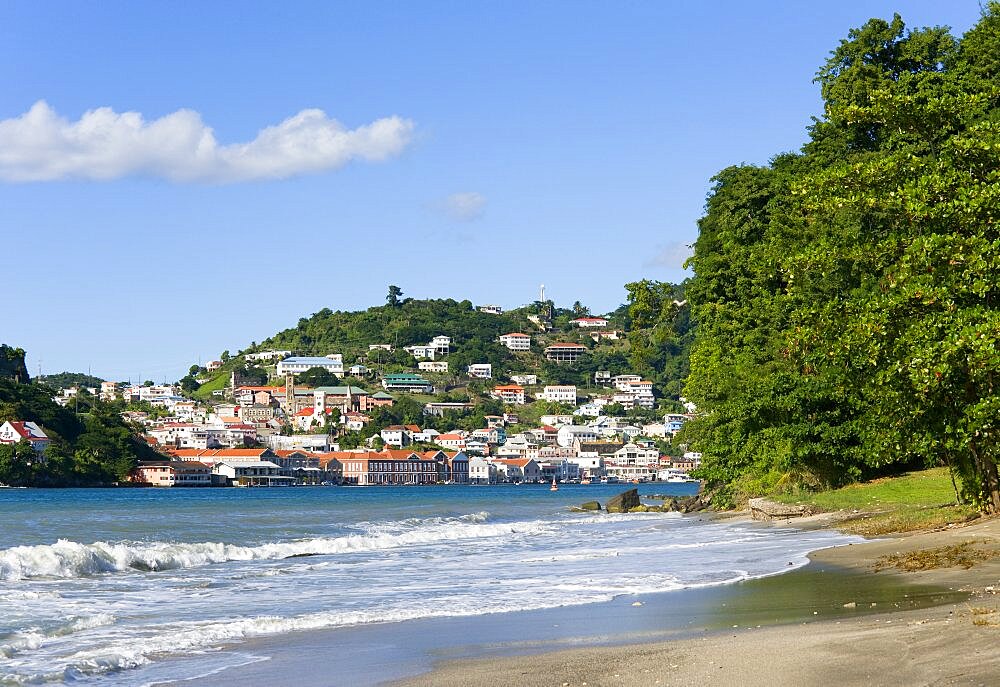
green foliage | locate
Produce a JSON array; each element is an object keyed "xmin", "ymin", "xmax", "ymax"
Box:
[
  {"xmin": 0, "ymin": 359, "xmax": 158, "ymax": 487},
  {"xmin": 0, "ymin": 345, "xmax": 30, "ymax": 383},
  {"xmin": 683, "ymin": 6, "xmax": 1000, "ymax": 512},
  {"xmin": 36, "ymin": 372, "xmax": 105, "ymax": 390}
]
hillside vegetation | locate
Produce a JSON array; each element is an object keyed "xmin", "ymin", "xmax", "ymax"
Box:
[
  {"xmin": 192, "ymin": 288, "xmax": 694, "ymax": 408},
  {"xmin": 0, "ymin": 345, "xmax": 162, "ymax": 486},
  {"xmin": 681, "ymin": 6, "xmax": 1000, "ymax": 512}
]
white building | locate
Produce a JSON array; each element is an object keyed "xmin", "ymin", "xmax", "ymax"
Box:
[
  {"xmin": 568, "ymin": 317, "xmax": 609, "ymax": 328},
  {"xmin": 612, "ymin": 443, "xmax": 660, "ymax": 467},
  {"xmin": 468, "ymin": 455, "xmax": 500, "ymax": 483},
  {"xmin": 539, "ymin": 385, "xmax": 577, "ymax": 406},
  {"xmin": 498, "ymin": 333, "xmax": 531, "ymax": 351},
  {"xmin": 478, "ymin": 304, "xmax": 503, "ymax": 315},
  {"xmin": 556, "ymin": 425, "xmax": 598, "ymax": 448},
  {"xmin": 276, "ymin": 355, "xmax": 344, "ymax": 377},
  {"xmin": 419, "ymin": 361, "xmax": 450, "ymax": 373},
  {"xmin": 245, "ymin": 350, "xmax": 292, "ymax": 363},
  {"xmin": 510, "ymin": 374, "xmax": 538, "ymax": 386},
  {"xmin": 492, "ymin": 384, "xmax": 526, "ymax": 405},
  {"xmin": 467, "ymin": 363, "xmax": 492, "ymax": 379}
]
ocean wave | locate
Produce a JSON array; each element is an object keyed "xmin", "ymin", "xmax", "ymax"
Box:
[
  {"xmin": 0, "ymin": 514, "xmax": 550, "ymax": 581},
  {"xmin": 0, "ymin": 614, "xmax": 115, "ymax": 658}
]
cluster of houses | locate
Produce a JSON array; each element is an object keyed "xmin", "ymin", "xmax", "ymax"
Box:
[
  {"xmin": 127, "ymin": 446, "xmax": 470, "ymax": 487},
  {"xmin": 371, "ymin": 411, "xmax": 700, "ymax": 484},
  {"xmin": 26, "ymin": 311, "xmax": 706, "ymax": 488}
]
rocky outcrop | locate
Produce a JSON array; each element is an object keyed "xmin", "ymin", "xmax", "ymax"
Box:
[
  {"xmin": 658, "ymin": 493, "xmax": 712, "ymax": 513},
  {"xmin": 748, "ymin": 498, "xmax": 813, "ymax": 520},
  {"xmin": 605, "ymin": 489, "xmax": 640, "ymax": 513},
  {"xmin": 570, "ymin": 500, "xmax": 602, "ymax": 512}
]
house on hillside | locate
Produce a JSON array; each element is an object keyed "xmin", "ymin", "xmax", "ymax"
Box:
[
  {"xmin": 467, "ymin": 363, "xmax": 492, "ymax": 379},
  {"xmin": 544, "ymin": 343, "xmax": 587, "ymax": 362},
  {"xmin": 498, "ymin": 333, "xmax": 530, "ymax": 351},
  {"xmin": 276, "ymin": 355, "xmax": 344, "ymax": 377},
  {"xmin": 0, "ymin": 421, "xmax": 50, "ymax": 454},
  {"xmin": 568, "ymin": 317, "xmax": 609, "ymax": 328}
]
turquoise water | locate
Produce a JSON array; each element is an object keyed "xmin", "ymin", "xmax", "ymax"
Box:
[{"xmin": 0, "ymin": 484, "xmax": 857, "ymax": 684}]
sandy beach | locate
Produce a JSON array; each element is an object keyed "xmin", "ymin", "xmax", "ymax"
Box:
[{"xmin": 395, "ymin": 516, "xmax": 1000, "ymax": 687}]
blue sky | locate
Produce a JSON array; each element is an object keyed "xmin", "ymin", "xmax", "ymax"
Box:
[{"xmin": 1, "ymin": 1, "xmax": 984, "ymax": 382}]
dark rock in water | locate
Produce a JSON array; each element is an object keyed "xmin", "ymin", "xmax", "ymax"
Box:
[
  {"xmin": 578, "ymin": 500, "xmax": 602, "ymax": 511},
  {"xmin": 605, "ymin": 488, "xmax": 640, "ymax": 513}
]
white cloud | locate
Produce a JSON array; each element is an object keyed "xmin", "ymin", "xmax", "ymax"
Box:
[
  {"xmin": 645, "ymin": 241, "xmax": 694, "ymax": 269},
  {"xmin": 0, "ymin": 101, "xmax": 415, "ymax": 183},
  {"xmin": 439, "ymin": 191, "xmax": 487, "ymax": 221}
]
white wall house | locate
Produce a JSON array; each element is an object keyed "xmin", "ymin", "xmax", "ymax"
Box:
[
  {"xmin": 492, "ymin": 384, "xmax": 526, "ymax": 405},
  {"xmin": 419, "ymin": 361, "xmax": 450, "ymax": 373},
  {"xmin": 467, "ymin": 364, "xmax": 492, "ymax": 379},
  {"xmin": 510, "ymin": 374, "xmax": 538, "ymax": 386},
  {"xmin": 498, "ymin": 333, "xmax": 531, "ymax": 351},
  {"xmin": 539, "ymin": 385, "xmax": 577, "ymax": 406},
  {"xmin": 556, "ymin": 425, "xmax": 598, "ymax": 448},
  {"xmin": 569, "ymin": 317, "xmax": 609, "ymax": 328},
  {"xmin": 276, "ymin": 355, "xmax": 344, "ymax": 376}
]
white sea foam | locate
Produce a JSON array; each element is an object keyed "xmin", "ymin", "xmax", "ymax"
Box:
[
  {"xmin": 0, "ymin": 614, "xmax": 116, "ymax": 658},
  {"xmin": 0, "ymin": 513, "xmax": 550, "ymax": 581}
]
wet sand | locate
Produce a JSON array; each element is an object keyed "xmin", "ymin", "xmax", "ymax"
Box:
[
  {"xmin": 180, "ymin": 516, "xmax": 999, "ymax": 687},
  {"xmin": 395, "ymin": 517, "xmax": 1000, "ymax": 687}
]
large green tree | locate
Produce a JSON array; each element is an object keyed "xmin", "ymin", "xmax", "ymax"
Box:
[{"xmin": 683, "ymin": 5, "xmax": 1000, "ymax": 511}]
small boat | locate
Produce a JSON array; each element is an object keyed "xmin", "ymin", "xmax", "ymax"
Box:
[
  {"xmin": 550, "ymin": 477, "xmax": 559, "ymax": 492},
  {"xmin": 580, "ymin": 478, "xmax": 591, "ymax": 485}
]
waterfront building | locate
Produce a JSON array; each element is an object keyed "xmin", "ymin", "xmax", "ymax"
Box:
[{"xmin": 128, "ymin": 461, "xmax": 212, "ymax": 487}]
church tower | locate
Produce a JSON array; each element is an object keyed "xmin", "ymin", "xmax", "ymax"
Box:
[{"xmin": 285, "ymin": 373, "xmax": 296, "ymax": 413}]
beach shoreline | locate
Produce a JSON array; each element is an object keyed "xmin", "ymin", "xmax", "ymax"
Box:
[
  {"xmin": 392, "ymin": 515, "xmax": 1000, "ymax": 687},
  {"xmin": 174, "ymin": 512, "xmax": 1000, "ymax": 687}
]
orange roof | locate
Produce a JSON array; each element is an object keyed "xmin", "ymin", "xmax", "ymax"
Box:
[
  {"xmin": 437, "ymin": 433, "xmax": 464, "ymax": 441},
  {"xmin": 502, "ymin": 332, "xmax": 529, "ymax": 337},
  {"xmin": 404, "ymin": 424, "xmax": 422, "ymax": 432},
  {"xmin": 494, "ymin": 385, "xmax": 524, "ymax": 392},
  {"xmin": 294, "ymin": 408, "xmax": 314, "ymax": 417},
  {"xmin": 379, "ymin": 449, "xmax": 420, "ymax": 459},
  {"xmin": 495, "ymin": 458, "xmax": 531, "ymax": 467}
]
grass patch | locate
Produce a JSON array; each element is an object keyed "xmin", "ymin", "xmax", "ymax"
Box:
[
  {"xmin": 873, "ymin": 541, "xmax": 996, "ymax": 572},
  {"xmin": 771, "ymin": 468, "xmax": 981, "ymax": 535}
]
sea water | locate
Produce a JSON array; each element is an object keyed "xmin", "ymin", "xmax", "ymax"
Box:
[{"xmin": 0, "ymin": 484, "xmax": 856, "ymax": 684}]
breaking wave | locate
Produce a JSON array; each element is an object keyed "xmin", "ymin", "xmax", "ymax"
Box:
[{"xmin": 0, "ymin": 512, "xmax": 546, "ymax": 581}]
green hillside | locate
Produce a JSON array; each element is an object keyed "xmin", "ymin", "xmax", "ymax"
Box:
[
  {"xmin": 189, "ymin": 288, "xmax": 694, "ymax": 409},
  {"xmin": 0, "ymin": 345, "xmax": 162, "ymax": 486}
]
